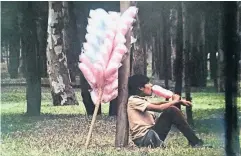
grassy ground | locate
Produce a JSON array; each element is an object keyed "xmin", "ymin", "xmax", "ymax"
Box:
[{"xmin": 1, "ymin": 86, "xmax": 241, "ymax": 156}]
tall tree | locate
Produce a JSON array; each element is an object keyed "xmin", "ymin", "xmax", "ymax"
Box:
[
  {"xmin": 199, "ymin": 12, "xmax": 207, "ymax": 87},
  {"xmin": 183, "ymin": 2, "xmax": 193, "ymax": 126},
  {"xmin": 170, "ymin": 8, "xmax": 178, "ymax": 81},
  {"xmin": 46, "ymin": 2, "xmax": 78, "ymax": 106},
  {"xmin": 162, "ymin": 5, "xmax": 170, "ymax": 92},
  {"xmin": 131, "ymin": 7, "xmax": 146, "ymax": 75},
  {"xmin": 223, "ymin": 2, "xmax": 240, "ymax": 155},
  {"xmin": 63, "ymin": 1, "xmax": 79, "ymax": 82},
  {"xmin": 217, "ymin": 5, "xmax": 225, "ymax": 92},
  {"xmin": 174, "ymin": 2, "xmax": 183, "ymax": 109},
  {"xmin": 36, "ymin": 2, "xmax": 48, "ymax": 78},
  {"xmin": 115, "ymin": 1, "xmax": 130, "ymax": 148},
  {"xmin": 8, "ymin": 3, "xmax": 20, "ymax": 79},
  {"xmin": 21, "ymin": 2, "xmax": 41, "ymax": 115}
]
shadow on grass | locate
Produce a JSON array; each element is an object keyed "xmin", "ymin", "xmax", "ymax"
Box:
[
  {"xmin": 192, "ymin": 108, "xmax": 241, "ymax": 134},
  {"xmin": 1, "ymin": 113, "xmax": 115, "ymax": 135},
  {"xmin": 2, "ymin": 107, "xmax": 240, "ymax": 137}
]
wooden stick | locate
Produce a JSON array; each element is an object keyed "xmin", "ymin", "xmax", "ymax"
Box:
[{"xmin": 85, "ymin": 89, "xmax": 103, "ymax": 149}]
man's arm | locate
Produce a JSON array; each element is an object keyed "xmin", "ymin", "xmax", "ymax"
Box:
[
  {"xmin": 146, "ymin": 100, "xmax": 192, "ymax": 112},
  {"xmin": 151, "ymin": 101, "xmax": 169, "ymax": 105}
]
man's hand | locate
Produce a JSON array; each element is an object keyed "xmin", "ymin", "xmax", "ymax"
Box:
[{"xmin": 180, "ymin": 99, "xmax": 192, "ymax": 107}]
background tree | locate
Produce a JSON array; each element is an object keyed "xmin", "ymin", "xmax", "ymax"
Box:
[
  {"xmin": 46, "ymin": 2, "xmax": 78, "ymax": 106},
  {"xmin": 36, "ymin": 2, "xmax": 48, "ymax": 78},
  {"xmin": 223, "ymin": 2, "xmax": 240, "ymax": 155},
  {"xmin": 21, "ymin": 2, "xmax": 41, "ymax": 115},
  {"xmin": 174, "ymin": 2, "xmax": 183, "ymax": 109},
  {"xmin": 131, "ymin": 2, "xmax": 146, "ymax": 76},
  {"xmin": 182, "ymin": 2, "xmax": 193, "ymax": 126}
]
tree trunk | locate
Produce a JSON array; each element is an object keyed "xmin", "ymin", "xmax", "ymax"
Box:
[
  {"xmin": 46, "ymin": 2, "xmax": 78, "ymax": 106},
  {"xmin": 22, "ymin": 2, "xmax": 41, "ymax": 116},
  {"xmin": 183, "ymin": 2, "xmax": 193, "ymax": 126},
  {"xmin": 217, "ymin": 7, "xmax": 225, "ymax": 92},
  {"xmin": 170, "ymin": 9, "xmax": 178, "ymax": 81},
  {"xmin": 223, "ymin": 2, "xmax": 241, "ymax": 155},
  {"xmin": 131, "ymin": 12, "xmax": 145, "ymax": 75},
  {"xmin": 162, "ymin": 7, "xmax": 169, "ymax": 93},
  {"xmin": 174, "ymin": 3, "xmax": 183, "ymax": 109},
  {"xmin": 200, "ymin": 13, "xmax": 206, "ymax": 87},
  {"xmin": 36, "ymin": 2, "xmax": 48, "ymax": 78},
  {"xmin": 8, "ymin": 18, "xmax": 20, "ymax": 79},
  {"xmin": 152, "ymin": 36, "xmax": 157, "ymax": 76},
  {"xmin": 109, "ymin": 98, "xmax": 117, "ymax": 116},
  {"xmin": 158, "ymin": 21, "xmax": 164, "ymax": 80},
  {"xmin": 63, "ymin": 1, "xmax": 79, "ymax": 82},
  {"xmin": 115, "ymin": 1, "xmax": 130, "ymax": 148}
]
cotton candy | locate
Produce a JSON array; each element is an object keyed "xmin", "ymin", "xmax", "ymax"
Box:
[
  {"xmin": 78, "ymin": 63, "xmax": 96, "ymax": 89},
  {"xmin": 122, "ymin": 6, "xmax": 138, "ymax": 19},
  {"xmin": 90, "ymin": 89, "xmax": 99, "ymax": 104}
]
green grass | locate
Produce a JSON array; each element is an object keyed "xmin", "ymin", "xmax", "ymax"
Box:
[{"xmin": 1, "ymin": 86, "xmax": 241, "ymax": 156}]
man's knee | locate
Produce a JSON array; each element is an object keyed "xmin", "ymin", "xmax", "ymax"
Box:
[{"xmin": 165, "ymin": 106, "xmax": 181, "ymax": 114}]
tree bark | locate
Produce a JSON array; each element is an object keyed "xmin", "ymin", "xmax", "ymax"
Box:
[
  {"xmin": 46, "ymin": 2, "xmax": 78, "ymax": 106},
  {"xmin": 8, "ymin": 19, "xmax": 20, "ymax": 79},
  {"xmin": 217, "ymin": 6, "xmax": 225, "ymax": 92},
  {"xmin": 109, "ymin": 98, "xmax": 117, "ymax": 116},
  {"xmin": 200, "ymin": 12, "xmax": 206, "ymax": 87},
  {"xmin": 170, "ymin": 9, "xmax": 178, "ymax": 81},
  {"xmin": 162, "ymin": 7, "xmax": 169, "ymax": 93},
  {"xmin": 22, "ymin": 2, "xmax": 41, "ymax": 116},
  {"xmin": 115, "ymin": 1, "xmax": 130, "ymax": 148},
  {"xmin": 223, "ymin": 2, "xmax": 241, "ymax": 155},
  {"xmin": 131, "ymin": 11, "xmax": 145, "ymax": 75},
  {"xmin": 174, "ymin": 2, "xmax": 183, "ymax": 109},
  {"xmin": 183, "ymin": 2, "xmax": 193, "ymax": 126},
  {"xmin": 36, "ymin": 2, "xmax": 48, "ymax": 78},
  {"xmin": 63, "ymin": 1, "xmax": 79, "ymax": 82}
]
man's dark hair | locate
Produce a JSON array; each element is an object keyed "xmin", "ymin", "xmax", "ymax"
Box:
[{"xmin": 128, "ymin": 74, "xmax": 150, "ymax": 96}]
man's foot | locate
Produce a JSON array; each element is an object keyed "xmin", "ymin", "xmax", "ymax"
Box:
[{"xmin": 191, "ymin": 139, "xmax": 213, "ymax": 148}]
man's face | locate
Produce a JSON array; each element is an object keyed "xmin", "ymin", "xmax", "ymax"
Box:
[{"xmin": 139, "ymin": 83, "xmax": 153, "ymax": 96}]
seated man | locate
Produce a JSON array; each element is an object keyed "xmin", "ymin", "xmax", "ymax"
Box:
[{"xmin": 127, "ymin": 74, "xmax": 209, "ymax": 148}]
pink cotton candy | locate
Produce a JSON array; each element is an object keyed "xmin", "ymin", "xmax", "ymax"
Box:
[
  {"xmin": 102, "ymin": 89, "xmax": 118, "ymax": 103},
  {"xmin": 108, "ymin": 52, "xmax": 123, "ymax": 65},
  {"xmin": 117, "ymin": 24, "xmax": 128, "ymax": 37},
  {"xmin": 90, "ymin": 89, "xmax": 98, "ymax": 104},
  {"xmin": 78, "ymin": 63, "xmax": 96, "ymax": 89},
  {"xmin": 106, "ymin": 30, "xmax": 115, "ymax": 40},
  {"xmin": 79, "ymin": 53, "xmax": 95, "ymax": 70},
  {"xmin": 114, "ymin": 33, "xmax": 126, "ymax": 47},
  {"xmin": 104, "ymin": 79, "xmax": 118, "ymax": 94},
  {"xmin": 121, "ymin": 16, "xmax": 135, "ymax": 28},
  {"xmin": 105, "ymin": 70, "xmax": 118, "ymax": 83},
  {"xmin": 122, "ymin": 6, "xmax": 138, "ymax": 19},
  {"xmin": 93, "ymin": 63, "xmax": 104, "ymax": 88},
  {"xmin": 113, "ymin": 44, "xmax": 127, "ymax": 55},
  {"xmin": 152, "ymin": 85, "xmax": 173, "ymax": 99},
  {"xmin": 104, "ymin": 62, "xmax": 121, "ymax": 78}
]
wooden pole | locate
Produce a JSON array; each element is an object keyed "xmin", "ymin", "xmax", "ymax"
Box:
[
  {"xmin": 115, "ymin": 1, "xmax": 131, "ymax": 147},
  {"xmin": 85, "ymin": 89, "xmax": 103, "ymax": 148}
]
